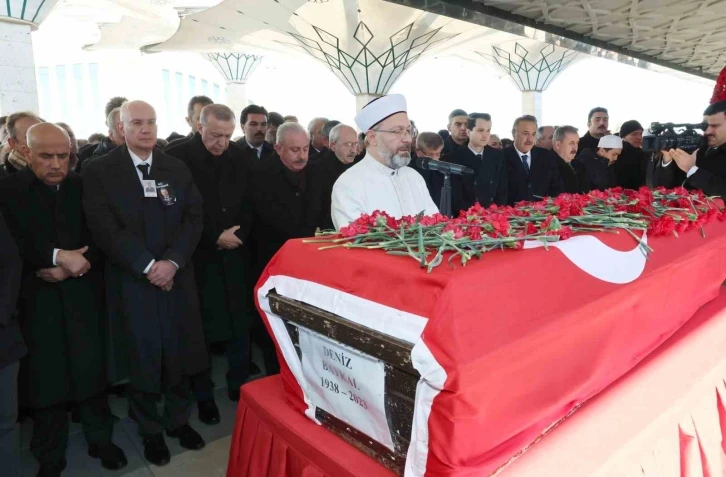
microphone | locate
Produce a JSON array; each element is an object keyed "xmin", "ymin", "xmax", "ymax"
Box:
[{"xmin": 415, "ymin": 157, "xmax": 474, "ymax": 176}]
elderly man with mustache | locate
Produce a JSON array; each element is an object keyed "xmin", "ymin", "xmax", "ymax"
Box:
[
  {"xmin": 550, "ymin": 125, "xmax": 589, "ymax": 193},
  {"xmin": 504, "ymin": 114, "xmax": 562, "ymax": 204}
]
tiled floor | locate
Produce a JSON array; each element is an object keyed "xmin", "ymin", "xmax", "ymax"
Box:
[{"xmin": 20, "ymin": 351, "xmax": 265, "ymax": 477}]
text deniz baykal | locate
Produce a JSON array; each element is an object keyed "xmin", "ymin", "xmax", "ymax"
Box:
[{"xmin": 320, "ymin": 345, "xmax": 368, "ymax": 409}]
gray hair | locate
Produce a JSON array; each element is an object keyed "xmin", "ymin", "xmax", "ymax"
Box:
[
  {"xmin": 106, "ymin": 107, "xmax": 121, "ymax": 130},
  {"xmin": 416, "ymin": 132, "xmax": 444, "ymax": 151},
  {"xmin": 200, "ymin": 104, "xmax": 236, "ymax": 126},
  {"xmin": 7, "ymin": 111, "xmax": 42, "ymax": 140},
  {"xmin": 307, "ymin": 117, "xmax": 328, "ymax": 136},
  {"xmin": 512, "ymin": 115, "xmax": 538, "ymax": 135},
  {"xmin": 328, "ymin": 123, "xmax": 354, "ymax": 143},
  {"xmin": 553, "ymin": 125, "xmax": 579, "ymax": 143},
  {"xmin": 536, "ymin": 125, "xmax": 554, "ymax": 140},
  {"xmin": 277, "ymin": 122, "xmax": 308, "ymax": 145},
  {"xmin": 322, "ymin": 120, "xmax": 341, "ymax": 139}
]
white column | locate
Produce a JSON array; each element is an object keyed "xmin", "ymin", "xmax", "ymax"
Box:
[
  {"xmin": 0, "ymin": 20, "xmax": 39, "ymax": 114},
  {"xmin": 355, "ymin": 93, "xmax": 381, "ymax": 113},
  {"xmin": 521, "ymin": 91, "xmax": 543, "ymax": 122},
  {"xmin": 226, "ymin": 82, "xmax": 247, "ymax": 119}
]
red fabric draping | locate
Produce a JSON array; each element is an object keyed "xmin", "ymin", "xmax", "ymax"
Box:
[
  {"xmin": 253, "ymin": 220, "xmax": 726, "ymax": 476},
  {"xmin": 226, "ymin": 375, "xmax": 396, "ymax": 477}
]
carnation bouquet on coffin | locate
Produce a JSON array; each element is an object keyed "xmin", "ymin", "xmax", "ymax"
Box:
[{"xmin": 308, "ymin": 187, "xmax": 725, "ymax": 272}]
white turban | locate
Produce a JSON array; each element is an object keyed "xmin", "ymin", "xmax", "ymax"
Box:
[
  {"xmin": 354, "ymin": 94, "xmax": 407, "ymax": 132},
  {"xmin": 598, "ymin": 135, "xmax": 623, "ymax": 149}
]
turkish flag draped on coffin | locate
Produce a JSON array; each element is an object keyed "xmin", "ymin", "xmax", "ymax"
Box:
[{"xmin": 246, "ymin": 220, "xmax": 726, "ymax": 476}]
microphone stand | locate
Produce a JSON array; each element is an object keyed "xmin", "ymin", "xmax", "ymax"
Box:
[{"xmin": 439, "ymin": 172, "xmax": 452, "ymax": 218}]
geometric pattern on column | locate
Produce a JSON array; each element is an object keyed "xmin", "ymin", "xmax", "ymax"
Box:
[
  {"xmin": 280, "ymin": 21, "xmax": 458, "ymax": 95},
  {"xmin": 0, "ymin": 0, "xmax": 60, "ymax": 25},
  {"xmin": 201, "ymin": 52, "xmax": 263, "ymax": 84},
  {"xmin": 479, "ymin": 42, "xmax": 577, "ymax": 92}
]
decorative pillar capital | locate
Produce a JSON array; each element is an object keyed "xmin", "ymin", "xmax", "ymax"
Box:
[
  {"xmin": 282, "ymin": 20, "xmax": 458, "ymax": 96},
  {"xmin": 479, "ymin": 42, "xmax": 577, "ymax": 92},
  {"xmin": 0, "ymin": 0, "xmax": 60, "ymax": 29},
  {"xmin": 202, "ymin": 52, "xmax": 263, "ymax": 84}
]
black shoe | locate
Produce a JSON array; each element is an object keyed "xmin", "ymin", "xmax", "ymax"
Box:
[
  {"xmin": 228, "ymin": 387, "xmax": 241, "ymax": 402},
  {"xmin": 89, "ymin": 442, "xmax": 128, "ymax": 470},
  {"xmin": 197, "ymin": 400, "xmax": 220, "ymax": 425},
  {"xmin": 36, "ymin": 459, "xmax": 66, "ymax": 477},
  {"xmin": 142, "ymin": 433, "xmax": 170, "ymax": 466},
  {"xmin": 250, "ymin": 362, "xmax": 261, "ymax": 375},
  {"xmin": 166, "ymin": 423, "xmax": 205, "ymax": 450}
]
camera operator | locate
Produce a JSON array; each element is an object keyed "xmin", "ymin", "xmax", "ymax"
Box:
[{"xmin": 659, "ymin": 101, "xmax": 726, "ymax": 198}]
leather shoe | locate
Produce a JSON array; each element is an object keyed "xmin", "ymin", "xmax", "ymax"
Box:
[
  {"xmin": 197, "ymin": 400, "xmax": 220, "ymax": 425},
  {"xmin": 36, "ymin": 459, "xmax": 66, "ymax": 477},
  {"xmin": 142, "ymin": 433, "xmax": 170, "ymax": 466},
  {"xmin": 166, "ymin": 423, "xmax": 205, "ymax": 450},
  {"xmin": 228, "ymin": 387, "xmax": 240, "ymax": 402},
  {"xmin": 89, "ymin": 442, "xmax": 128, "ymax": 470}
]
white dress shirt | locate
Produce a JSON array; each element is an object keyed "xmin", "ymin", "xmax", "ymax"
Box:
[
  {"xmin": 514, "ymin": 146, "xmax": 531, "ymax": 168},
  {"xmin": 661, "ymin": 159, "xmax": 699, "ymax": 178},
  {"xmin": 468, "ymin": 145, "xmax": 485, "ymax": 157},
  {"xmin": 129, "ymin": 148, "xmax": 154, "ymax": 181},
  {"xmin": 331, "ymin": 153, "xmax": 439, "ymax": 230}
]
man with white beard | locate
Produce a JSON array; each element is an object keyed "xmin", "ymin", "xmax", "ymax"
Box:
[{"xmin": 331, "ymin": 94, "xmax": 438, "ymax": 229}]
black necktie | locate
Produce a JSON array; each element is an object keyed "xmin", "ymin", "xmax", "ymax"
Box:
[
  {"xmin": 521, "ymin": 155, "xmax": 530, "ymax": 175},
  {"xmin": 476, "ymin": 154, "xmax": 482, "ymax": 161},
  {"xmin": 137, "ymin": 163, "xmax": 150, "ymax": 180}
]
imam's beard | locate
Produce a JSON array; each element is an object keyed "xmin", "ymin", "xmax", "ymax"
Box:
[{"xmin": 380, "ymin": 142, "xmax": 411, "ymax": 170}]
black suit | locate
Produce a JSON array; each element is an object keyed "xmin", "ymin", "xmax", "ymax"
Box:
[
  {"xmin": 248, "ymin": 154, "xmax": 332, "ymax": 278},
  {"xmin": 653, "ymin": 146, "xmax": 726, "ymax": 198},
  {"xmin": 504, "ymin": 145, "xmax": 562, "ymax": 204},
  {"xmin": 235, "ymin": 137, "xmax": 274, "ymax": 160},
  {"xmin": 573, "ymin": 149, "xmax": 617, "ymax": 191},
  {"xmin": 0, "ymin": 169, "xmax": 113, "ymax": 466},
  {"xmin": 313, "ymin": 149, "xmax": 356, "ymax": 220},
  {"xmin": 442, "ymin": 135, "xmax": 467, "ymax": 155},
  {"xmin": 82, "ymin": 145, "xmax": 206, "ymax": 436},
  {"xmin": 612, "ymin": 142, "xmax": 646, "ymax": 189},
  {"xmin": 0, "ymin": 210, "xmax": 22, "ymax": 475},
  {"xmin": 166, "ymin": 135, "xmax": 258, "ymax": 398},
  {"xmin": 0, "ymin": 211, "xmax": 22, "ymax": 369},
  {"xmin": 577, "ymin": 131, "xmax": 601, "ymax": 155},
  {"xmin": 550, "ymin": 149, "xmax": 589, "ymax": 194},
  {"xmin": 165, "ymin": 132, "xmax": 193, "ymax": 151},
  {"xmin": 448, "ymin": 145, "xmax": 507, "ymax": 211},
  {"xmin": 246, "ymin": 154, "xmax": 331, "ymax": 373}
]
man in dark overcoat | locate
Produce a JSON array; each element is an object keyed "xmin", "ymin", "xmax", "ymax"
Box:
[
  {"xmin": 166, "ymin": 104, "xmax": 257, "ymax": 421},
  {"xmin": 82, "ymin": 100, "xmax": 207, "ymax": 467},
  {"xmin": 247, "ymin": 122, "xmax": 332, "ymax": 373},
  {"xmin": 0, "ymin": 123, "xmax": 126, "ymax": 476}
]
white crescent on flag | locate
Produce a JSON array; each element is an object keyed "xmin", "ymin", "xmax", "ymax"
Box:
[{"xmin": 523, "ymin": 233, "xmax": 649, "ymax": 284}]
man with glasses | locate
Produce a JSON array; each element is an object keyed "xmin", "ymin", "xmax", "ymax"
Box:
[
  {"xmin": 319, "ymin": 124, "xmax": 359, "ymax": 225},
  {"xmin": 331, "ymin": 94, "xmax": 438, "ymax": 230}
]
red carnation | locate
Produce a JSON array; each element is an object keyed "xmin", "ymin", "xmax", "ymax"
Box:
[{"xmin": 711, "ymin": 65, "xmax": 726, "ymax": 104}]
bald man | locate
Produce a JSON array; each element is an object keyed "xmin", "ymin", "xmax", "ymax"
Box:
[
  {"xmin": 0, "ymin": 123, "xmax": 126, "ymax": 475},
  {"xmin": 82, "ymin": 100, "xmax": 206, "ymax": 466}
]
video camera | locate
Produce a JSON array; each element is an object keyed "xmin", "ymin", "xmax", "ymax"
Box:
[{"xmin": 642, "ymin": 121, "xmax": 707, "ymax": 153}]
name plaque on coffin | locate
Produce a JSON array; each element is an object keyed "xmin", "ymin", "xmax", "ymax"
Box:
[{"xmin": 269, "ymin": 292, "xmax": 419, "ymax": 475}]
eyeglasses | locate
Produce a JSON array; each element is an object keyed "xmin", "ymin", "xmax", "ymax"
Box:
[{"xmin": 374, "ymin": 128, "xmax": 412, "ymax": 138}]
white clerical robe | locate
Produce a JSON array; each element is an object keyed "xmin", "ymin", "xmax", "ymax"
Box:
[{"xmin": 331, "ymin": 153, "xmax": 439, "ymax": 230}]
